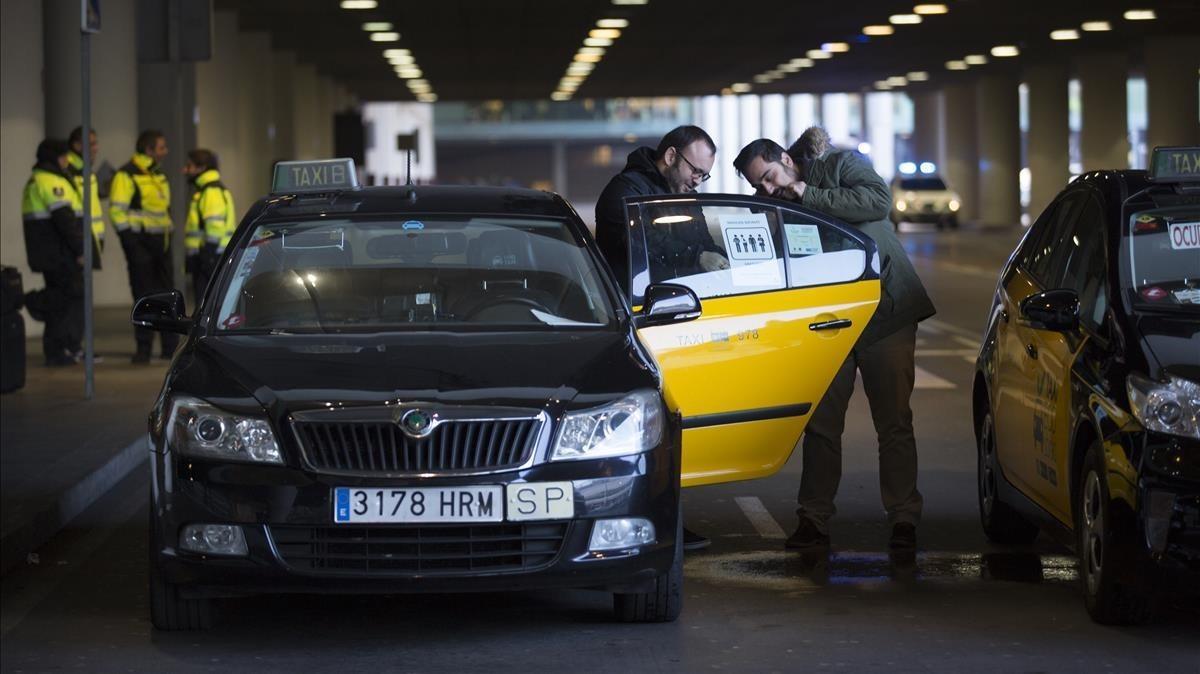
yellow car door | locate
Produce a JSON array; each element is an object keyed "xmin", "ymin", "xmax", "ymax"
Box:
[{"xmin": 623, "ymin": 195, "xmax": 881, "ymax": 487}]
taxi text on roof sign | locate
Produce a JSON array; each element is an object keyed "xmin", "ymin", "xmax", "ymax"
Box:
[
  {"xmin": 1148, "ymin": 146, "xmax": 1200, "ymax": 183},
  {"xmin": 271, "ymin": 158, "xmax": 360, "ymax": 194}
]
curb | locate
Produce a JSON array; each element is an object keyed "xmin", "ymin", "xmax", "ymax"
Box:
[{"xmin": 0, "ymin": 436, "xmax": 147, "ymax": 576}]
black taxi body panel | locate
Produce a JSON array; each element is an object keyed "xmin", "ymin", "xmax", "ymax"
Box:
[{"xmin": 974, "ymin": 168, "xmax": 1199, "ymax": 574}]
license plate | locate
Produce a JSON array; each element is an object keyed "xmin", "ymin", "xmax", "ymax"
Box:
[{"xmin": 333, "ymin": 482, "xmax": 573, "ymax": 524}]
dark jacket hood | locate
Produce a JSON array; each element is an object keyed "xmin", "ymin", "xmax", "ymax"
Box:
[{"xmin": 621, "ymin": 147, "xmax": 668, "ymax": 191}]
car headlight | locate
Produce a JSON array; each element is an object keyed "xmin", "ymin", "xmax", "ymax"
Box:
[
  {"xmin": 166, "ymin": 396, "xmax": 283, "ymax": 464},
  {"xmin": 895, "ymin": 200, "xmax": 907, "ymax": 212},
  {"xmin": 948, "ymin": 199, "xmax": 960, "ymax": 212},
  {"xmin": 550, "ymin": 390, "xmax": 664, "ymax": 461},
  {"xmin": 1127, "ymin": 373, "xmax": 1200, "ymax": 440}
]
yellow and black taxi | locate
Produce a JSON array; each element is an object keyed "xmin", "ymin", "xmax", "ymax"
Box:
[
  {"xmin": 135, "ymin": 159, "xmax": 882, "ymax": 630},
  {"xmin": 973, "ymin": 146, "xmax": 1199, "ymax": 624}
]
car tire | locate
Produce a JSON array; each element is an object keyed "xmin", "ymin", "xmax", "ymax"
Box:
[
  {"xmin": 977, "ymin": 411, "xmax": 1039, "ymax": 544},
  {"xmin": 948, "ymin": 216, "xmax": 959, "ymax": 229},
  {"xmin": 613, "ymin": 512, "xmax": 683, "ymax": 623},
  {"xmin": 1077, "ymin": 441, "xmax": 1155, "ymax": 625},
  {"xmin": 148, "ymin": 508, "xmax": 213, "ymax": 631}
]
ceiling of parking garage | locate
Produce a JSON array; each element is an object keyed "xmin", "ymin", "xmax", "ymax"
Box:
[{"xmin": 219, "ymin": 0, "xmax": 1200, "ymax": 101}]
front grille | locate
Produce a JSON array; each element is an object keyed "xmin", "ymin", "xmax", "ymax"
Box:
[
  {"xmin": 293, "ymin": 418, "xmax": 541, "ymax": 474},
  {"xmin": 270, "ymin": 523, "xmax": 569, "ymax": 576}
]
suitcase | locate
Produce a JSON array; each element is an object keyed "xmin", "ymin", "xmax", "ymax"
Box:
[
  {"xmin": 0, "ymin": 266, "xmax": 22, "ymax": 315},
  {"xmin": 0, "ymin": 311, "xmax": 26, "ymax": 393}
]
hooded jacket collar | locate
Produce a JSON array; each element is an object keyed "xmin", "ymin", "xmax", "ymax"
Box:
[
  {"xmin": 621, "ymin": 147, "xmax": 669, "ymax": 192},
  {"xmin": 132, "ymin": 152, "xmax": 158, "ymax": 173},
  {"xmin": 194, "ymin": 169, "xmax": 221, "ymax": 188}
]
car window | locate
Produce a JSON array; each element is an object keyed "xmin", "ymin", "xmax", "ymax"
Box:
[
  {"xmin": 897, "ymin": 177, "xmax": 947, "ymax": 191},
  {"xmin": 1026, "ymin": 193, "xmax": 1083, "ymax": 287},
  {"xmin": 214, "ymin": 216, "xmax": 616, "ymax": 331},
  {"xmin": 780, "ymin": 209, "xmax": 869, "ymax": 289},
  {"xmin": 637, "ymin": 202, "xmax": 784, "ymax": 300},
  {"xmin": 1123, "ymin": 206, "xmax": 1200, "ymax": 312},
  {"xmin": 1060, "ymin": 197, "xmax": 1108, "ymax": 330}
]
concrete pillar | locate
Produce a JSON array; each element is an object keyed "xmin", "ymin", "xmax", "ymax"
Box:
[
  {"xmin": 939, "ymin": 83, "xmax": 978, "ymax": 222},
  {"xmin": 1, "ymin": 0, "xmax": 45, "ymax": 334},
  {"xmin": 551, "ymin": 140, "xmax": 567, "ymax": 196},
  {"xmin": 236, "ymin": 31, "xmax": 275, "ymax": 200},
  {"xmin": 911, "ymin": 90, "xmax": 942, "ymax": 163},
  {"xmin": 787, "ymin": 93, "xmax": 818, "ymax": 143},
  {"xmin": 761, "ymin": 94, "xmax": 786, "ymax": 145},
  {"xmin": 1144, "ymin": 36, "xmax": 1200, "ymax": 161},
  {"xmin": 292, "ymin": 64, "xmax": 321, "ymax": 160},
  {"xmin": 698, "ymin": 95, "xmax": 720, "ymax": 193},
  {"xmin": 718, "ymin": 94, "xmax": 739, "ymax": 193},
  {"xmin": 975, "ymin": 74, "xmax": 1021, "ymax": 226},
  {"xmin": 271, "ymin": 51, "xmax": 296, "ymax": 162},
  {"xmin": 1076, "ymin": 51, "xmax": 1129, "ymax": 170},
  {"xmin": 42, "ymin": 0, "xmax": 140, "ymax": 305},
  {"xmin": 195, "ymin": 11, "xmax": 244, "ymax": 214},
  {"xmin": 865, "ymin": 92, "xmax": 895, "ymax": 181},
  {"xmin": 1025, "ymin": 64, "xmax": 1070, "ymax": 218},
  {"xmin": 821, "ymin": 94, "xmax": 852, "ymax": 147}
]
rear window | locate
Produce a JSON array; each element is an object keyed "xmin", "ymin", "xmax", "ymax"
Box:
[
  {"xmin": 214, "ymin": 216, "xmax": 617, "ymax": 331},
  {"xmin": 1123, "ymin": 207, "xmax": 1200, "ymax": 311},
  {"xmin": 897, "ymin": 177, "xmax": 947, "ymax": 191}
]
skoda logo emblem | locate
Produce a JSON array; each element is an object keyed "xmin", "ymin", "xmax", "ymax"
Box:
[{"xmin": 400, "ymin": 409, "xmax": 434, "ymax": 437}]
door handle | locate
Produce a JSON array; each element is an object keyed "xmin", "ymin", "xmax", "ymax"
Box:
[
  {"xmin": 1025, "ymin": 343, "xmax": 1038, "ymax": 360},
  {"xmin": 809, "ymin": 318, "xmax": 852, "ymax": 331}
]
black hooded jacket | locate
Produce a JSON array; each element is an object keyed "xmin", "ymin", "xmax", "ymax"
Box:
[{"xmin": 595, "ymin": 147, "xmax": 720, "ymax": 293}]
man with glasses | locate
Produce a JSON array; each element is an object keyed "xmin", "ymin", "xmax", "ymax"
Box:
[{"xmin": 596, "ymin": 125, "xmax": 728, "ymax": 296}]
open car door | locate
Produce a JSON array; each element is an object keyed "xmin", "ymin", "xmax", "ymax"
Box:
[{"xmin": 623, "ymin": 194, "xmax": 881, "ymax": 487}]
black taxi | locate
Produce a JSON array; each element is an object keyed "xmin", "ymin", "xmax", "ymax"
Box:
[
  {"xmin": 973, "ymin": 146, "xmax": 1199, "ymax": 624},
  {"xmin": 136, "ymin": 159, "xmax": 882, "ymax": 630}
]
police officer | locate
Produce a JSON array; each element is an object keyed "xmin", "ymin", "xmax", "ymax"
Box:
[
  {"xmin": 183, "ymin": 149, "xmax": 235, "ymax": 308},
  {"xmin": 111, "ymin": 130, "xmax": 177, "ymax": 363},
  {"xmin": 21, "ymin": 140, "xmax": 84, "ymax": 366}
]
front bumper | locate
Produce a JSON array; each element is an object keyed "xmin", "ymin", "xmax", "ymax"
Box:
[
  {"xmin": 151, "ymin": 446, "xmax": 679, "ymax": 598},
  {"xmin": 1136, "ymin": 433, "xmax": 1200, "ymax": 584}
]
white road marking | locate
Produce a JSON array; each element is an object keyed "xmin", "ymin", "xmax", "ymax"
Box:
[
  {"xmin": 952, "ymin": 335, "xmax": 981, "ymax": 349},
  {"xmin": 734, "ymin": 496, "xmax": 787, "ymax": 540},
  {"xmin": 914, "ymin": 365, "xmax": 956, "ymax": 389}
]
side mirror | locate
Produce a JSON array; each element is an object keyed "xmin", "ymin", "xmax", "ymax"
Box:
[
  {"xmin": 1019, "ymin": 289, "xmax": 1079, "ymax": 332},
  {"xmin": 131, "ymin": 290, "xmax": 192, "ymax": 335},
  {"xmin": 636, "ymin": 283, "xmax": 701, "ymax": 328}
]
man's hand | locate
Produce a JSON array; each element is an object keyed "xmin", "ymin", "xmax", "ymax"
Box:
[
  {"xmin": 774, "ymin": 180, "xmax": 807, "ymax": 201},
  {"xmin": 699, "ymin": 251, "xmax": 730, "ymax": 272}
]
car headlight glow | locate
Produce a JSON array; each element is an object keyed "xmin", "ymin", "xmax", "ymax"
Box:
[
  {"xmin": 1126, "ymin": 373, "xmax": 1200, "ymax": 440},
  {"xmin": 550, "ymin": 390, "xmax": 664, "ymax": 461},
  {"xmin": 948, "ymin": 199, "xmax": 960, "ymax": 212},
  {"xmin": 895, "ymin": 200, "xmax": 907, "ymax": 212},
  {"xmin": 167, "ymin": 396, "xmax": 283, "ymax": 463}
]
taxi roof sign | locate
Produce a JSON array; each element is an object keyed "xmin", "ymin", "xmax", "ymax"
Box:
[
  {"xmin": 271, "ymin": 158, "xmax": 360, "ymax": 194},
  {"xmin": 1148, "ymin": 146, "xmax": 1200, "ymax": 183}
]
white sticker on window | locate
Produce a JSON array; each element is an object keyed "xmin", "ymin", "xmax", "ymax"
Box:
[
  {"xmin": 1168, "ymin": 221, "xmax": 1199, "ymax": 250},
  {"xmin": 784, "ymin": 223, "xmax": 823, "ymax": 256},
  {"xmin": 719, "ymin": 213, "xmax": 775, "ymax": 266}
]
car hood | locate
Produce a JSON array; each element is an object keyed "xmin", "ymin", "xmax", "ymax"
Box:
[
  {"xmin": 183, "ymin": 329, "xmax": 655, "ymax": 416},
  {"xmin": 1135, "ymin": 313, "xmax": 1200, "ymax": 382}
]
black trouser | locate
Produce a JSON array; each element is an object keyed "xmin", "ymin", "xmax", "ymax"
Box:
[
  {"xmin": 122, "ymin": 230, "xmax": 179, "ymax": 355},
  {"xmin": 190, "ymin": 248, "xmax": 219, "ymax": 311},
  {"xmin": 41, "ymin": 266, "xmax": 83, "ymax": 362}
]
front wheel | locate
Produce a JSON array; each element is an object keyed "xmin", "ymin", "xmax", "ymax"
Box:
[
  {"xmin": 1077, "ymin": 442, "xmax": 1155, "ymax": 625},
  {"xmin": 613, "ymin": 515, "xmax": 683, "ymax": 623},
  {"xmin": 977, "ymin": 411, "xmax": 1039, "ymax": 544}
]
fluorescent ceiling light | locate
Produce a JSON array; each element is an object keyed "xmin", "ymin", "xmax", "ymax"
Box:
[
  {"xmin": 945, "ymin": 60, "xmax": 968, "ymax": 70},
  {"xmin": 886, "ymin": 75, "xmax": 908, "ymax": 86},
  {"xmin": 590, "ymin": 28, "xmax": 621, "ymax": 39},
  {"xmin": 551, "ymin": 92, "xmax": 572, "ymax": 101},
  {"xmin": 863, "ymin": 25, "xmax": 894, "ymax": 36},
  {"xmin": 612, "ymin": 0, "xmax": 647, "ymax": 4},
  {"xmin": 907, "ymin": 71, "xmax": 929, "ymax": 81},
  {"xmin": 806, "ymin": 49, "xmax": 832, "ymax": 59},
  {"xmin": 790, "ymin": 57, "xmax": 814, "ymax": 67},
  {"xmin": 753, "ymin": 74, "xmax": 774, "ymax": 84},
  {"xmin": 990, "ymin": 45, "xmax": 1020, "ymax": 57},
  {"xmin": 340, "ymin": 0, "xmax": 377, "ymax": 8},
  {"xmin": 730, "ymin": 82, "xmax": 752, "ymax": 93},
  {"xmin": 383, "ymin": 49, "xmax": 410, "ymax": 58},
  {"xmin": 964, "ymin": 54, "xmax": 988, "ymax": 65},
  {"xmin": 889, "ymin": 14, "xmax": 922, "ymax": 25},
  {"xmin": 417, "ymin": 94, "xmax": 438, "ymax": 102},
  {"xmin": 370, "ymin": 32, "xmax": 400, "ymax": 42},
  {"xmin": 584, "ymin": 37, "xmax": 613, "ymax": 46},
  {"xmin": 597, "ymin": 18, "xmax": 629, "ymax": 28},
  {"xmin": 579, "ymin": 46, "xmax": 606, "ymax": 56},
  {"xmin": 1081, "ymin": 20, "xmax": 1111, "ymax": 31},
  {"xmin": 1123, "ymin": 9, "xmax": 1156, "ymax": 20},
  {"xmin": 362, "ymin": 22, "xmax": 392, "ymax": 31},
  {"xmin": 778, "ymin": 63, "xmax": 801, "ymax": 73},
  {"xmin": 388, "ymin": 54, "xmax": 415, "ymax": 65},
  {"xmin": 874, "ymin": 81, "xmax": 893, "ymax": 90},
  {"xmin": 913, "ymin": 4, "xmax": 948, "ymax": 14},
  {"xmin": 567, "ymin": 62, "xmax": 594, "ymax": 73},
  {"xmin": 574, "ymin": 53, "xmax": 602, "ymax": 63},
  {"xmin": 408, "ymin": 79, "xmax": 428, "ymax": 87},
  {"xmin": 822, "ymin": 42, "xmax": 850, "ymax": 53},
  {"xmin": 396, "ymin": 68, "xmax": 423, "ymax": 78},
  {"xmin": 1050, "ymin": 29, "xmax": 1079, "ymax": 40}
]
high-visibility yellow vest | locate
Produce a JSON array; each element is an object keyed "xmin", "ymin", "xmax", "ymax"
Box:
[
  {"xmin": 21, "ymin": 167, "xmax": 83, "ymax": 272},
  {"xmin": 185, "ymin": 169, "xmax": 236, "ymax": 254},
  {"xmin": 109, "ymin": 152, "xmax": 172, "ymax": 237},
  {"xmin": 67, "ymin": 151, "xmax": 105, "ymax": 251}
]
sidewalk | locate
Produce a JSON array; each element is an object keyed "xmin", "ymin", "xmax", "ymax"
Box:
[{"xmin": 0, "ymin": 307, "xmax": 170, "ymax": 575}]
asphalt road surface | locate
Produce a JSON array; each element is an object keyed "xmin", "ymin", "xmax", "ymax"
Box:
[{"xmin": 3, "ymin": 223, "xmax": 1197, "ymax": 673}]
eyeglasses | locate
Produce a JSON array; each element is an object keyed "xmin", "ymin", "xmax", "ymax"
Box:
[{"xmin": 673, "ymin": 147, "xmax": 711, "ymax": 183}]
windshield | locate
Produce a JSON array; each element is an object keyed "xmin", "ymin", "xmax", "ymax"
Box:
[
  {"xmin": 1123, "ymin": 207, "xmax": 1200, "ymax": 312},
  {"xmin": 215, "ymin": 216, "xmax": 617, "ymax": 332},
  {"xmin": 897, "ymin": 177, "xmax": 947, "ymax": 191}
]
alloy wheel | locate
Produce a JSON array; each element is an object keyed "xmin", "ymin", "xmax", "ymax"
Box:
[{"xmin": 1081, "ymin": 470, "xmax": 1105, "ymax": 596}]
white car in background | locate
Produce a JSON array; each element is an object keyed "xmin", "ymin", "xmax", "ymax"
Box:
[{"xmin": 890, "ymin": 162, "xmax": 962, "ymax": 231}]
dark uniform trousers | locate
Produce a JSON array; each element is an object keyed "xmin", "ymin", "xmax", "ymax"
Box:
[
  {"xmin": 798, "ymin": 322, "xmax": 923, "ymax": 532},
  {"xmin": 124, "ymin": 231, "xmax": 178, "ymax": 354},
  {"xmin": 42, "ymin": 265, "xmax": 84, "ymax": 361}
]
